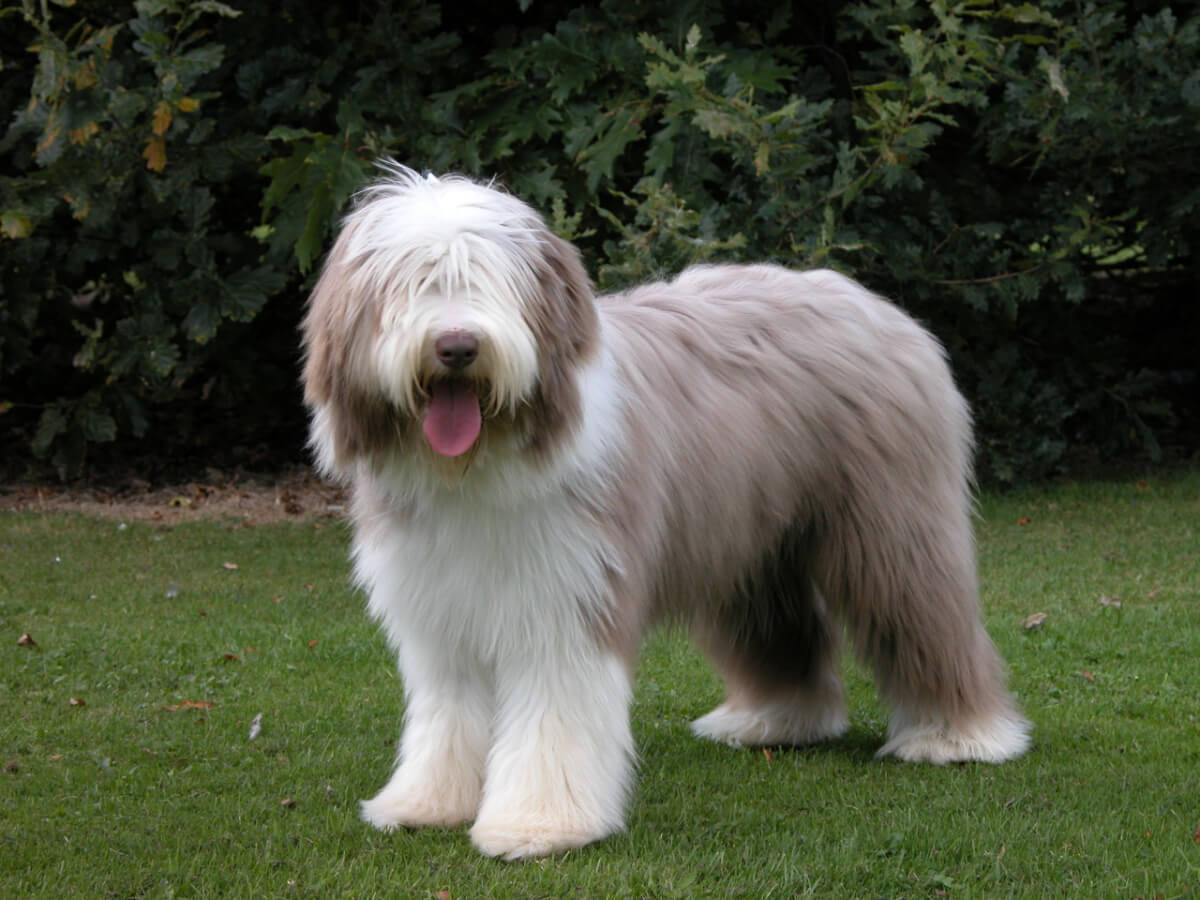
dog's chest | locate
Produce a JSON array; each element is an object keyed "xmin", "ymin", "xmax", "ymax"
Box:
[{"xmin": 353, "ymin": 490, "xmax": 614, "ymax": 657}]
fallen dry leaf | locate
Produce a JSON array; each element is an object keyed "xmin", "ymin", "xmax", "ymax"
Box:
[
  {"xmin": 17, "ymin": 632, "xmax": 36, "ymax": 647},
  {"xmin": 1022, "ymin": 612, "xmax": 1048, "ymax": 630},
  {"xmin": 164, "ymin": 700, "xmax": 213, "ymax": 711},
  {"xmin": 5, "ymin": 760, "xmax": 20, "ymax": 773},
  {"xmin": 1146, "ymin": 585, "xmax": 1161, "ymax": 599},
  {"xmin": 1080, "ymin": 670, "xmax": 1095, "ymax": 683},
  {"xmin": 762, "ymin": 747, "xmax": 774, "ymax": 763},
  {"xmin": 280, "ymin": 796, "xmax": 295, "ymax": 808},
  {"xmin": 307, "ymin": 640, "xmax": 319, "ymax": 649},
  {"xmin": 1017, "ymin": 517, "xmax": 1032, "ymax": 526},
  {"xmin": 435, "ymin": 891, "xmax": 452, "ymax": 900},
  {"xmin": 69, "ymin": 697, "xmax": 86, "ymax": 707},
  {"xmin": 221, "ymin": 561, "xmax": 239, "ymax": 570},
  {"xmin": 1099, "ymin": 595, "xmax": 1121, "ymax": 608},
  {"xmin": 222, "ymin": 653, "xmax": 240, "ymax": 662}
]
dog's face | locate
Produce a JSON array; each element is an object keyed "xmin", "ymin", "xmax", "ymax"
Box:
[{"xmin": 302, "ymin": 166, "xmax": 599, "ymax": 476}]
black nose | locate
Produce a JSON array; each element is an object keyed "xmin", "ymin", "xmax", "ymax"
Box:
[{"xmin": 435, "ymin": 332, "xmax": 479, "ymax": 371}]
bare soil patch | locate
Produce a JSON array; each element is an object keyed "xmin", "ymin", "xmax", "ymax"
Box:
[{"xmin": 0, "ymin": 467, "xmax": 348, "ymax": 525}]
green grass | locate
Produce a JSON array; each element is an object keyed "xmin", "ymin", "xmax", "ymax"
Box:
[{"xmin": 2, "ymin": 473, "xmax": 1198, "ymax": 899}]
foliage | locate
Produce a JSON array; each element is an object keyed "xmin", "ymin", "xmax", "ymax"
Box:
[{"xmin": 1, "ymin": 0, "xmax": 1196, "ymax": 480}]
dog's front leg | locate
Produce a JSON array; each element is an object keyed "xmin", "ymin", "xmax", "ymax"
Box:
[
  {"xmin": 470, "ymin": 643, "xmax": 635, "ymax": 860},
  {"xmin": 360, "ymin": 633, "xmax": 491, "ymax": 830}
]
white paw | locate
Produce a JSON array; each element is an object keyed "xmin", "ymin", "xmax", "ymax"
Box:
[
  {"xmin": 877, "ymin": 712, "xmax": 1032, "ymax": 764},
  {"xmin": 470, "ymin": 815, "xmax": 615, "ymax": 860},
  {"xmin": 691, "ymin": 699, "xmax": 849, "ymax": 748},
  {"xmin": 360, "ymin": 774, "xmax": 480, "ymax": 830}
]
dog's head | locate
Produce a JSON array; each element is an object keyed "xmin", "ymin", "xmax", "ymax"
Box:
[{"xmin": 302, "ymin": 164, "xmax": 599, "ymax": 478}]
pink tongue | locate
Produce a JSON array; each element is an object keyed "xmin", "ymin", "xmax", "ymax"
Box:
[{"xmin": 423, "ymin": 382, "xmax": 482, "ymax": 457}]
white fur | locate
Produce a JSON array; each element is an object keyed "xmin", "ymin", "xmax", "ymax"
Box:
[
  {"xmin": 344, "ymin": 171, "xmax": 544, "ymax": 419},
  {"xmin": 349, "ymin": 345, "xmax": 631, "ymax": 858},
  {"xmin": 878, "ymin": 706, "xmax": 1033, "ymax": 765},
  {"xmin": 470, "ymin": 650, "xmax": 633, "ymax": 859},
  {"xmin": 371, "ymin": 283, "xmax": 539, "ymax": 418},
  {"xmin": 690, "ymin": 669, "xmax": 850, "ymax": 749}
]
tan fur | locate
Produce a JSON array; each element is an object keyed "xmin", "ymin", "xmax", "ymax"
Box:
[{"xmin": 594, "ymin": 265, "xmax": 1020, "ymax": 734}]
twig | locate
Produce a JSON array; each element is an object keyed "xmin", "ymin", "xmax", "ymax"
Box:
[{"xmin": 933, "ymin": 263, "xmax": 1047, "ymax": 286}]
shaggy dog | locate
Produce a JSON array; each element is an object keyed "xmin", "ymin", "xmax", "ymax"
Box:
[{"xmin": 301, "ymin": 164, "xmax": 1030, "ymax": 860}]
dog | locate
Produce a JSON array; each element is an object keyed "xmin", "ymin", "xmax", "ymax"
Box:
[{"xmin": 301, "ymin": 164, "xmax": 1030, "ymax": 860}]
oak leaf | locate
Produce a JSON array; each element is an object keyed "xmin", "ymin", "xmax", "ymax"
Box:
[{"xmin": 143, "ymin": 135, "xmax": 167, "ymax": 171}]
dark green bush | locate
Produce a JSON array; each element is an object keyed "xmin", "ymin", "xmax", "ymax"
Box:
[
  {"xmin": 2, "ymin": 0, "xmax": 286, "ymax": 476},
  {"xmin": 2, "ymin": 0, "xmax": 1196, "ymax": 481}
]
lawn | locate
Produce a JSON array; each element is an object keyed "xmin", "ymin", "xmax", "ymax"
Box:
[{"xmin": 2, "ymin": 473, "xmax": 1198, "ymax": 898}]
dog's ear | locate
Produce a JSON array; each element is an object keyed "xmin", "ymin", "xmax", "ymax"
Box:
[
  {"xmin": 302, "ymin": 224, "xmax": 406, "ymax": 472},
  {"xmin": 533, "ymin": 233, "xmax": 600, "ymax": 365},
  {"xmin": 301, "ymin": 269, "xmax": 338, "ymax": 411},
  {"xmin": 301, "ymin": 224, "xmax": 362, "ymax": 412},
  {"xmin": 523, "ymin": 232, "xmax": 600, "ymax": 456}
]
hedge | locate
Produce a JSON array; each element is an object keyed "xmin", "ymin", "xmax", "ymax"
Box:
[{"xmin": 1, "ymin": 0, "xmax": 1196, "ymax": 481}]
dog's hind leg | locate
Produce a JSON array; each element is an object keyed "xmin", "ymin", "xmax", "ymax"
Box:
[
  {"xmin": 690, "ymin": 538, "xmax": 849, "ymax": 748},
  {"xmin": 816, "ymin": 485, "xmax": 1031, "ymax": 764}
]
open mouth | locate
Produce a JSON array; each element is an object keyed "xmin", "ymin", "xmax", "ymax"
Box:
[{"xmin": 421, "ymin": 378, "xmax": 483, "ymax": 458}]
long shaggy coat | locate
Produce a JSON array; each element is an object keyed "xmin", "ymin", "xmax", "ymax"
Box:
[{"xmin": 301, "ymin": 165, "xmax": 1030, "ymax": 860}]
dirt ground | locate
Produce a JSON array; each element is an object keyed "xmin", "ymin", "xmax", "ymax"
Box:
[{"xmin": 0, "ymin": 467, "xmax": 349, "ymax": 524}]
